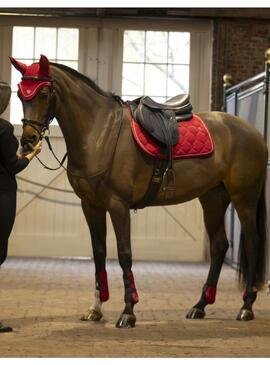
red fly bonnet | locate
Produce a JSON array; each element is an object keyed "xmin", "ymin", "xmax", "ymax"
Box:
[{"xmin": 10, "ymin": 54, "xmax": 52, "ymax": 101}]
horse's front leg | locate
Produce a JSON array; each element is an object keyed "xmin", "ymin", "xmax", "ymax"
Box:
[
  {"xmin": 80, "ymin": 200, "xmax": 109, "ymax": 322},
  {"xmin": 109, "ymin": 198, "xmax": 139, "ymax": 328}
]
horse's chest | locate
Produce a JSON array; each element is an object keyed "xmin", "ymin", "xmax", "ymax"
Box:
[{"xmin": 68, "ymin": 175, "xmax": 100, "ymax": 204}]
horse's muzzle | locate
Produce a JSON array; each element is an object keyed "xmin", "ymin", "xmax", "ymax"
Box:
[
  {"xmin": 20, "ymin": 137, "xmax": 37, "ymax": 154},
  {"xmin": 21, "ymin": 132, "xmax": 39, "ymax": 145}
]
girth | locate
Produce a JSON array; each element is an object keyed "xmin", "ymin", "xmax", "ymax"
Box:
[{"xmin": 131, "ymin": 159, "xmax": 168, "ymax": 210}]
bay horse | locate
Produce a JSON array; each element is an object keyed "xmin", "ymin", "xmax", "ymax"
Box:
[{"xmin": 11, "ymin": 55, "xmax": 268, "ymax": 328}]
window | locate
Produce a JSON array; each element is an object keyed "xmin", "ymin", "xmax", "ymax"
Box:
[
  {"xmin": 122, "ymin": 30, "xmax": 190, "ymax": 103},
  {"xmin": 10, "ymin": 26, "xmax": 79, "ymax": 124}
]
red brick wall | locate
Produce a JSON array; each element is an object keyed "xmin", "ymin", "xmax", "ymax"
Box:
[{"xmin": 212, "ymin": 18, "xmax": 270, "ymax": 111}]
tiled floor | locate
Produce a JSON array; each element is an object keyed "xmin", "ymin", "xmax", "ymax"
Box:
[{"xmin": 0, "ymin": 257, "xmax": 270, "ymax": 357}]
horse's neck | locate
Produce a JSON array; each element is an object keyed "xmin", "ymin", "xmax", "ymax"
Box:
[{"xmin": 55, "ymin": 82, "xmax": 121, "ymax": 176}]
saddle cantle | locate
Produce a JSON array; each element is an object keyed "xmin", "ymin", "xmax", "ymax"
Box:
[{"xmin": 139, "ymin": 94, "xmax": 193, "ymax": 121}]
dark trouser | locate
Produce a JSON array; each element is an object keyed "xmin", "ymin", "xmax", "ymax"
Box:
[{"xmin": 0, "ymin": 190, "xmax": 16, "ymax": 266}]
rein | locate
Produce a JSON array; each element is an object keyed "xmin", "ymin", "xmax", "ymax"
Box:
[{"xmin": 36, "ymin": 136, "xmax": 68, "ymax": 171}]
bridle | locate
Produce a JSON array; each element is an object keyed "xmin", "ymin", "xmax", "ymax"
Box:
[
  {"xmin": 19, "ymin": 75, "xmax": 65, "ymax": 171},
  {"xmin": 20, "ymin": 75, "xmax": 56, "ymax": 139}
]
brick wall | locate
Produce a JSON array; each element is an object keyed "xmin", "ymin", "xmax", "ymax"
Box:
[{"xmin": 212, "ymin": 18, "xmax": 270, "ymax": 111}]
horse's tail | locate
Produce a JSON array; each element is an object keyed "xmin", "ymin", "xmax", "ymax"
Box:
[{"xmin": 238, "ymin": 182, "xmax": 267, "ymax": 289}]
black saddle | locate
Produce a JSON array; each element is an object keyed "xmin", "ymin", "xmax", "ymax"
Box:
[{"xmin": 130, "ymin": 94, "xmax": 193, "ymax": 148}]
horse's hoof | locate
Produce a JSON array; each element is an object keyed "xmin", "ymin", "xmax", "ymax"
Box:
[
  {"xmin": 116, "ymin": 313, "xmax": 136, "ymax": 328},
  {"xmin": 0, "ymin": 322, "xmax": 13, "ymax": 333},
  {"xmin": 236, "ymin": 309, "xmax": 254, "ymax": 321},
  {"xmin": 80, "ymin": 309, "xmax": 103, "ymax": 322},
  {"xmin": 186, "ymin": 307, "xmax": 205, "ymax": 319}
]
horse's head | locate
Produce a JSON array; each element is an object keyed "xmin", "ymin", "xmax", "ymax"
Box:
[{"xmin": 10, "ymin": 54, "xmax": 55, "ymax": 153}]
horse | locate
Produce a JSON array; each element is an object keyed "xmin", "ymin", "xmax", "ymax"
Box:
[{"xmin": 10, "ymin": 54, "xmax": 268, "ymax": 328}]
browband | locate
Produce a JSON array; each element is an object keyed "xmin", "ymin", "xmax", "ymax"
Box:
[{"xmin": 21, "ymin": 76, "xmax": 53, "ymax": 82}]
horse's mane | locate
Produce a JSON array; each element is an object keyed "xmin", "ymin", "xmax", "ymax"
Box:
[{"xmin": 50, "ymin": 62, "xmax": 116, "ymax": 100}]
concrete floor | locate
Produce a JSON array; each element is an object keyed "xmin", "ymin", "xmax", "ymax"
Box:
[{"xmin": 0, "ymin": 257, "xmax": 270, "ymax": 357}]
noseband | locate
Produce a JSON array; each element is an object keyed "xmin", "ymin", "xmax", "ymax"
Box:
[{"xmin": 20, "ymin": 75, "xmax": 56, "ymax": 138}]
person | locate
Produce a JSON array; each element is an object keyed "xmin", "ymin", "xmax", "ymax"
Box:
[{"xmin": 0, "ymin": 81, "xmax": 42, "ymax": 333}]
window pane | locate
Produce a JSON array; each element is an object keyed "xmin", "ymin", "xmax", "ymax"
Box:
[
  {"xmin": 123, "ymin": 31, "xmax": 145, "ymax": 62},
  {"xmin": 12, "ymin": 27, "xmax": 34, "ymax": 58},
  {"xmin": 122, "ymin": 63, "xmax": 144, "ymax": 96},
  {"xmin": 151, "ymin": 96, "xmax": 166, "ymax": 103},
  {"xmin": 146, "ymin": 31, "xmax": 168, "ymax": 63},
  {"xmin": 168, "ymin": 32, "xmax": 190, "ymax": 64},
  {"xmin": 144, "ymin": 64, "xmax": 167, "ymax": 96},
  {"xmin": 122, "ymin": 95, "xmax": 141, "ymax": 102},
  {"xmin": 35, "ymin": 27, "xmax": 57, "ymax": 59},
  {"xmin": 11, "ymin": 26, "xmax": 79, "ymax": 125},
  {"xmin": 10, "ymin": 93, "xmax": 23, "ymax": 124},
  {"xmin": 57, "ymin": 28, "xmax": 79, "ymax": 60},
  {"xmin": 58, "ymin": 60, "xmax": 78, "ymax": 70},
  {"xmin": 167, "ymin": 64, "xmax": 189, "ymax": 95}
]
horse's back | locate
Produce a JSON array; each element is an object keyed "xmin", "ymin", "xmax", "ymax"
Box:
[
  {"xmin": 198, "ymin": 111, "xmax": 268, "ymax": 161},
  {"xmin": 198, "ymin": 111, "xmax": 268, "ymax": 192}
]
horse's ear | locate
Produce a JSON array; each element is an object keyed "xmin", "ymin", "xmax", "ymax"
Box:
[
  {"xmin": 39, "ymin": 54, "xmax": 50, "ymax": 77},
  {"xmin": 9, "ymin": 56, "xmax": 27, "ymax": 75}
]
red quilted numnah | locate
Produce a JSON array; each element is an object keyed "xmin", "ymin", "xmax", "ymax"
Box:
[{"xmin": 129, "ymin": 107, "xmax": 214, "ymax": 159}]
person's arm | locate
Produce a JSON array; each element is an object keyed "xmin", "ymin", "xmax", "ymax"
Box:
[{"xmin": 0, "ymin": 123, "xmax": 41, "ymax": 175}]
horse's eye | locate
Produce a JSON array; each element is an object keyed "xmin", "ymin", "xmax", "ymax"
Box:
[{"xmin": 39, "ymin": 93, "xmax": 49, "ymax": 99}]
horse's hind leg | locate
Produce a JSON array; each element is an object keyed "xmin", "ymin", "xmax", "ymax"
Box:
[
  {"xmin": 186, "ymin": 184, "xmax": 230, "ymax": 319},
  {"xmin": 80, "ymin": 201, "xmax": 109, "ymax": 322},
  {"xmin": 230, "ymin": 185, "xmax": 266, "ymax": 321}
]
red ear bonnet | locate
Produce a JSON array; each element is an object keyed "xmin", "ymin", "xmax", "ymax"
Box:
[
  {"xmin": 39, "ymin": 54, "xmax": 50, "ymax": 77},
  {"xmin": 9, "ymin": 57, "xmax": 27, "ymax": 75},
  {"xmin": 9, "ymin": 54, "xmax": 52, "ymax": 100}
]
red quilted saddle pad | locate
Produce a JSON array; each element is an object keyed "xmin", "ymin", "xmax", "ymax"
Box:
[{"xmin": 129, "ymin": 107, "xmax": 214, "ymax": 159}]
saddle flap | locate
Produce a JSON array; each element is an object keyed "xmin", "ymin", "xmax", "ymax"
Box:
[{"xmin": 135, "ymin": 103, "xmax": 178, "ymax": 147}]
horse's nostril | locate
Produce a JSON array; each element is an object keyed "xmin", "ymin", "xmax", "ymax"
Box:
[{"xmin": 20, "ymin": 135, "xmax": 37, "ymax": 149}]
